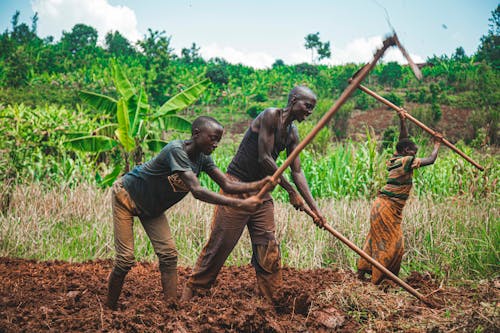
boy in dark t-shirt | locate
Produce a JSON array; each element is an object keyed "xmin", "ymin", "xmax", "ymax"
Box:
[{"xmin": 106, "ymin": 116, "xmax": 271, "ymax": 310}]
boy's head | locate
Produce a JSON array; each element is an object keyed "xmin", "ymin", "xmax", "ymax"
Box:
[
  {"xmin": 191, "ymin": 116, "xmax": 224, "ymax": 155},
  {"xmin": 396, "ymin": 138, "xmax": 418, "ymax": 156},
  {"xmin": 287, "ymin": 86, "xmax": 317, "ymax": 122}
]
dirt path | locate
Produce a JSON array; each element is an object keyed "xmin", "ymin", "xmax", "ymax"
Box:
[{"xmin": 0, "ymin": 257, "xmax": 498, "ymax": 332}]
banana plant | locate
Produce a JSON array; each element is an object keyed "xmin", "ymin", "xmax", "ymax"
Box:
[{"xmin": 65, "ymin": 59, "xmax": 210, "ymax": 186}]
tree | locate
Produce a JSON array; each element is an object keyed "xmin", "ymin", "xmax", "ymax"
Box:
[
  {"xmin": 378, "ymin": 61, "xmax": 403, "ymax": 87},
  {"xmin": 452, "ymin": 46, "xmax": 467, "ymax": 62},
  {"xmin": 137, "ymin": 29, "xmax": 174, "ymax": 105},
  {"xmin": 61, "ymin": 23, "xmax": 98, "ymax": 55},
  {"xmin": 181, "ymin": 42, "xmax": 203, "ymax": 64},
  {"xmin": 304, "ymin": 32, "xmax": 332, "ymax": 64},
  {"xmin": 476, "ymin": 5, "xmax": 499, "ymax": 70},
  {"xmin": 105, "ymin": 31, "xmax": 134, "ymax": 57},
  {"xmin": 272, "ymin": 59, "xmax": 285, "ymax": 68}
]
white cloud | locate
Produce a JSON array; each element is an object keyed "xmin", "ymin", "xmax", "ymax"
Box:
[
  {"xmin": 200, "ymin": 43, "xmax": 277, "ymax": 69},
  {"xmin": 31, "ymin": 0, "xmax": 141, "ymax": 44},
  {"xmin": 199, "ymin": 36, "xmax": 424, "ymax": 69},
  {"xmin": 326, "ymin": 36, "xmax": 424, "ymax": 66}
]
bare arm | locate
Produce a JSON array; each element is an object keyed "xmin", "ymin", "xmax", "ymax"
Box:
[
  {"xmin": 205, "ymin": 167, "xmax": 271, "ymax": 194},
  {"xmin": 287, "ymin": 128, "xmax": 326, "ymax": 227},
  {"xmin": 178, "ymin": 170, "xmax": 262, "ymax": 210},
  {"xmin": 398, "ymin": 111, "xmax": 409, "ymax": 141},
  {"xmin": 419, "ymin": 136, "xmax": 441, "ymax": 167}
]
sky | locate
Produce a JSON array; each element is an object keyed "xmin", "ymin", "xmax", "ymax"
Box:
[{"xmin": 0, "ymin": 0, "xmax": 497, "ymax": 69}]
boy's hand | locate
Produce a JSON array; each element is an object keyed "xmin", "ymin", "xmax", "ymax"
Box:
[
  {"xmin": 397, "ymin": 109, "xmax": 406, "ymax": 119},
  {"xmin": 239, "ymin": 195, "xmax": 263, "ymax": 212},
  {"xmin": 433, "ymin": 133, "xmax": 443, "ymax": 147},
  {"xmin": 288, "ymin": 191, "xmax": 305, "ymax": 210}
]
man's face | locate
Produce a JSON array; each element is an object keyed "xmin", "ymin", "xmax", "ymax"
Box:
[
  {"xmin": 293, "ymin": 95, "xmax": 316, "ymax": 122},
  {"xmin": 194, "ymin": 125, "xmax": 223, "ymax": 155}
]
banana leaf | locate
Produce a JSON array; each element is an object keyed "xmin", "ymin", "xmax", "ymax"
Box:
[
  {"xmin": 129, "ymin": 87, "xmax": 149, "ymax": 137},
  {"xmin": 146, "ymin": 139, "xmax": 169, "ymax": 152},
  {"xmin": 115, "ymin": 99, "xmax": 135, "ymax": 152},
  {"xmin": 111, "ymin": 60, "xmax": 135, "ymax": 101},
  {"xmin": 154, "ymin": 79, "xmax": 210, "ymax": 117},
  {"xmin": 93, "ymin": 123, "xmax": 118, "ymax": 137},
  {"xmin": 64, "ymin": 135, "xmax": 118, "ymax": 153},
  {"xmin": 96, "ymin": 164, "xmax": 123, "ymax": 188},
  {"xmin": 79, "ymin": 90, "xmax": 117, "ymax": 115},
  {"xmin": 157, "ymin": 115, "xmax": 192, "ymax": 133}
]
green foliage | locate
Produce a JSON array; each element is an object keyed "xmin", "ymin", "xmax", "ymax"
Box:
[
  {"xmin": 105, "ymin": 31, "xmax": 135, "ymax": 57},
  {"xmin": 381, "ymin": 92, "xmax": 403, "ymax": 107},
  {"xmin": 304, "ymin": 32, "xmax": 332, "ymax": 64},
  {"xmin": 331, "ymin": 101, "xmax": 354, "ymax": 139},
  {"xmin": 205, "ymin": 62, "xmax": 229, "ymax": 87},
  {"xmin": 294, "ymin": 63, "xmax": 319, "ymax": 76},
  {"xmin": 378, "ymin": 61, "xmax": 403, "ymax": 87},
  {"xmin": 476, "ymin": 5, "xmax": 500, "ymax": 70},
  {"xmin": 181, "ymin": 43, "xmax": 204, "ymax": 65},
  {"xmin": 246, "ymin": 104, "xmax": 264, "ymax": 118},
  {"xmin": 297, "ymin": 121, "xmax": 332, "ymax": 155},
  {"xmin": 381, "ymin": 125, "xmax": 398, "ymax": 150},
  {"xmin": 67, "ymin": 60, "xmax": 208, "ymax": 185}
]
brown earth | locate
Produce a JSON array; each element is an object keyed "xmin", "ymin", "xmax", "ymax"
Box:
[
  {"xmin": 347, "ymin": 105, "xmax": 474, "ymax": 142},
  {"xmin": 1, "ymin": 257, "xmax": 498, "ymax": 332},
  {"xmin": 225, "ymin": 104, "xmax": 475, "ymax": 144}
]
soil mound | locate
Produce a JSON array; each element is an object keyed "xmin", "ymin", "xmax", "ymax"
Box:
[{"xmin": 1, "ymin": 257, "xmax": 498, "ymax": 332}]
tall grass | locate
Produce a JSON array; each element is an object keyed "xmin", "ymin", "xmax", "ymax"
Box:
[
  {"xmin": 201, "ymin": 133, "xmax": 499, "ymax": 202},
  {"xmin": 1, "ymin": 182, "xmax": 497, "ymax": 280}
]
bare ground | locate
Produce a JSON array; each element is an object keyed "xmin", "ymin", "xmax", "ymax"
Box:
[{"xmin": 1, "ymin": 257, "xmax": 498, "ymax": 332}]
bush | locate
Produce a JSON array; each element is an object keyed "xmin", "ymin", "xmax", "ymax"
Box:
[
  {"xmin": 332, "ymin": 101, "xmax": 354, "ymax": 139},
  {"xmin": 294, "ymin": 63, "xmax": 319, "ymax": 76},
  {"xmin": 381, "ymin": 125, "xmax": 398, "ymax": 150},
  {"xmin": 246, "ymin": 104, "xmax": 264, "ymax": 118},
  {"xmin": 381, "ymin": 92, "xmax": 403, "ymax": 107},
  {"xmin": 205, "ymin": 65, "xmax": 229, "ymax": 87}
]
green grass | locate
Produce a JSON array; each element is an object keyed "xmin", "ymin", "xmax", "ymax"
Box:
[{"xmin": 1, "ymin": 182, "xmax": 497, "ymax": 281}]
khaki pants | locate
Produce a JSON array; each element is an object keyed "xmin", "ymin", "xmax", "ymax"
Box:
[
  {"xmin": 187, "ymin": 175, "xmax": 282, "ymax": 300},
  {"xmin": 111, "ymin": 178, "xmax": 177, "ymax": 274}
]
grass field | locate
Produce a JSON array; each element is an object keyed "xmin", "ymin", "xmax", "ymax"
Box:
[{"xmin": 1, "ymin": 181, "xmax": 497, "ymax": 281}]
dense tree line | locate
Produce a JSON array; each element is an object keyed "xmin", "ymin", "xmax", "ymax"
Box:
[{"xmin": 0, "ymin": 6, "xmax": 498, "ymax": 144}]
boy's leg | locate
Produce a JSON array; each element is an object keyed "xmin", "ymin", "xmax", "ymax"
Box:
[
  {"xmin": 182, "ymin": 202, "xmax": 249, "ymax": 300},
  {"xmin": 107, "ymin": 180, "xmax": 137, "ymax": 309},
  {"xmin": 140, "ymin": 213, "xmax": 178, "ymax": 304}
]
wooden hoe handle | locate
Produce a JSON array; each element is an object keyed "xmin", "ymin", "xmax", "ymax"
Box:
[
  {"xmin": 356, "ymin": 83, "xmax": 484, "ymax": 171},
  {"xmin": 256, "ymin": 35, "xmax": 399, "ymax": 199},
  {"xmin": 300, "ymin": 205, "xmax": 435, "ymax": 307}
]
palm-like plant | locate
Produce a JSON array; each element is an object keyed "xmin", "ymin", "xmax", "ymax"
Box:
[{"xmin": 65, "ymin": 59, "xmax": 209, "ymax": 186}]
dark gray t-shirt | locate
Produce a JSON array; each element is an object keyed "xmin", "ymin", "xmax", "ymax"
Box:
[{"xmin": 122, "ymin": 140, "xmax": 216, "ymax": 218}]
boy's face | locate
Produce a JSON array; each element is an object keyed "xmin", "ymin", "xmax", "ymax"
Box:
[
  {"xmin": 292, "ymin": 95, "xmax": 316, "ymax": 122},
  {"xmin": 404, "ymin": 144, "xmax": 418, "ymax": 156},
  {"xmin": 193, "ymin": 125, "xmax": 223, "ymax": 155}
]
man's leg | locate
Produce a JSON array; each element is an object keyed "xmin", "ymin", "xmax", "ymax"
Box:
[
  {"xmin": 140, "ymin": 213, "xmax": 178, "ymax": 305},
  {"xmin": 248, "ymin": 200, "xmax": 282, "ymax": 302},
  {"xmin": 182, "ymin": 202, "xmax": 249, "ymax": 301}
]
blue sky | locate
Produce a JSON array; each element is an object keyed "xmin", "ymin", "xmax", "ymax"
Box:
[{"xmin": 0, "ymin": 0, "xmax": 497, "ymax": 68}]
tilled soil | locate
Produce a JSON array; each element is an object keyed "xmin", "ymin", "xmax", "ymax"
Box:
[{"xmin": 0, "ymin": 257, "xmax": 498, "ymax": 332}]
